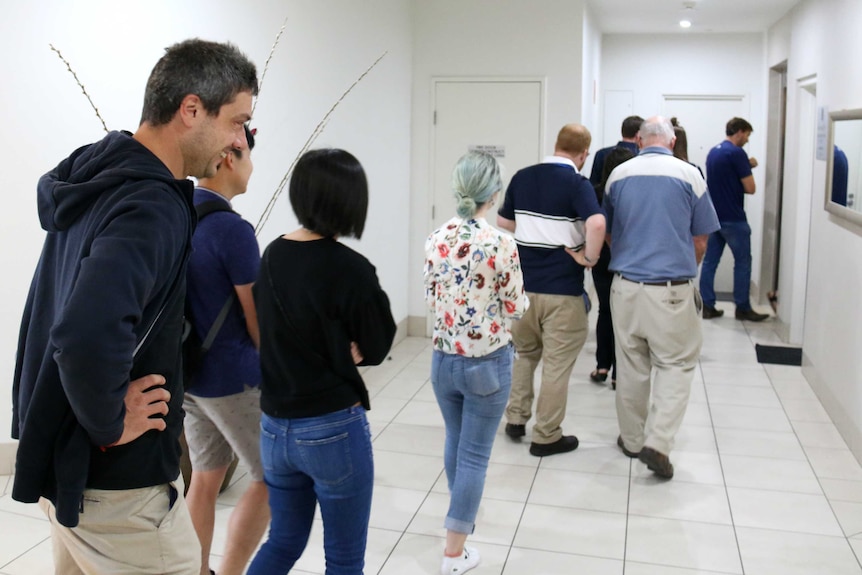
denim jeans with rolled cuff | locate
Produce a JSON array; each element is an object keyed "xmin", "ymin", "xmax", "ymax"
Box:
[{"xmin": 432, "ymin": 344, "xmax": 513, "ymax": 534}]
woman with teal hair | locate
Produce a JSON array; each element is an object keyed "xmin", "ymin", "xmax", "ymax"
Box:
[{"xmin": 424, "ymin": 151, "xmax": 529, "ymax": 575}]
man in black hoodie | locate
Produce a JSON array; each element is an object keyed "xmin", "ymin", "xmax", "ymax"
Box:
[{"xmin": 11, "ymin": 39, "xmax": 258, "ymax": 574}]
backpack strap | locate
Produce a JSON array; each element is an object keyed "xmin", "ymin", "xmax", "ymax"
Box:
[
  {"xmin": 195, "ymin": 199, "xmax": 235, "ymax": 221},
  {"xmin": 186, "ymin": 198, "xmax": 237, "ymax": 360}
]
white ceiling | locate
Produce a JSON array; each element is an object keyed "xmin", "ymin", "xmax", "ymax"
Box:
[{"xmin": 587, "ymin": 0, "xmax": 802, "ymax": 34}]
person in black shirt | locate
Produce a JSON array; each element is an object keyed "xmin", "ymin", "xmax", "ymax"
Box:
[
  {"xmin": 249, "ymin": 148, "xmax": 396, "ymax": 575},
  {"xmin": 590, "ymin": 146, "xmax": 636, "ymax": 390}
]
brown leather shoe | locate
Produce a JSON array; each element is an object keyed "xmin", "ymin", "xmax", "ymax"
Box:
[
  {"xmin": 638, "ymin": 446, "xmax": 674, "ymax": 479},
  {"xmin": 735, "ymin": 308, "xmax": 769, "ymax": 322},
  {"xmin": 617, "ymin": 435, "xmax": 640, "ymax": 458}
]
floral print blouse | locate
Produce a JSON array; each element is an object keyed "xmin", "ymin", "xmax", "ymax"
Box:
[{"xmin": 424, "ymin": 217, "xmax": 529, "ymax": 357}]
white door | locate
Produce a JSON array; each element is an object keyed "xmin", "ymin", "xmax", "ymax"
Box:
[
  {"xmin": 663, "ymin": 95, "xmax": 750, "ymax": 298},
  {"xmin": 431, "ymin": 80, "xmax": 544, "ymax": 230}
]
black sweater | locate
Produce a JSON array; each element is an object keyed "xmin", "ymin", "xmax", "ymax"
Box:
[
  {"xmin": 12, "ymin": 131, "xmax": 194, "ymax": 527},
  {"xmin": 254, "ymin": 237, "xmax": 396, "ymax": 418}
]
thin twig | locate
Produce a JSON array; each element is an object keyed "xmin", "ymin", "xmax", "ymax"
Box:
[
  {"xmin": 252, "ymin": 16, "xmax": 289, "ymax": 117},
  {"xmin": 49, "ymin": 44, "xmax": 109, "ymax": 133},
  {"xmin": 254, "ymin": 51, "xmax": 389, "ymax": 235}
]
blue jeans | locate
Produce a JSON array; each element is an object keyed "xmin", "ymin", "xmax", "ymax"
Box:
[
  {"xmin": 699, "ymin": 220, "xmax": 753, "ymax": 310},
  {"xmin": 431, "ymin": 344, "xmax": 513, "ymax": 534},
  {"xmin": 248, "ymin": 406, "xmax": 373, "ymax": 575}
]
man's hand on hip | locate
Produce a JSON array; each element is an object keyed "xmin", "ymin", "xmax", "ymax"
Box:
[{"xmin": 111, "ymin": 374, "xmax": 170, "ymax": 447}]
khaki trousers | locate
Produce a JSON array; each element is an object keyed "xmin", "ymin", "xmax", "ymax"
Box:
[
  {"xmin": 40, "ymin": 474, "xmax": 201, "ymax": 575},
  {"xmin": 505, "ymin": 292, "xmax": 588, "ymax": 443},
  {"xmin": 610, "ymin": 276, "xmax": 702, "ymax": 455}
]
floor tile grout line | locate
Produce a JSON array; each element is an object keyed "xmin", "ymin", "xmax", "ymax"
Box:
[
  {"xmin": 0, "ymin": 535, "xmax": 50, "ymax": 571},
  {"xmin": 743, "ymin": 323, "xmax": 862, "ymax": 563},
  {"xmin": 698, "ymin": 352, "xmax": 747, "ymax": 575},
  {"xmin": 762, "ymin": 365, "xmax": 862, "ymax": 569},
  {"xmin": 368, "ymin": 343, "xmax": 434, "ymax": 451},
  {"xmin": 742, "ymin": 322, "xmax": 862, "ymax": 572},
  {"xmin": 375, "ymin": 458, "xmax": 447, "ymax": 574},
  {"xmin": 499, "ymin": 453, "xmax": 543, "ymax": 575},
  {"xmin": 622, "ymin": 557, "xmax": 743, "ymax": 575},
  {"xmin": 621, "ymin": 455, "xmax": 632, "ymax": 575}
]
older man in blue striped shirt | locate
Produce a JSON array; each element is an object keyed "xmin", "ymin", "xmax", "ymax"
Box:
[{"xmin": 604, "ymin": 116, "xmax": 720, "ymax": 479}]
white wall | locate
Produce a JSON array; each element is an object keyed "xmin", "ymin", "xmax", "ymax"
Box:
[
  {"xmin": 768, "ymin": 0, "xmax": 862, "ymax": 461},
  {"xmin": 407, "ymin": 0, "xmax": 589, "ymax": 323},
  {"xmin": 581, "ymin": 5, "xmax": 603, "ymax": 141},
  {"xmin": 0, "ymin": 0, "xmax": 413, "ymax": 464},
  {"xmin": 598, "ymin": 33, "xmax": 768, "ymax": 296}
]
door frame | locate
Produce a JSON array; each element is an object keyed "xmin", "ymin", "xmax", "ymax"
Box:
[
  {"xmin": 427, "ymin": 77, "xmax": 546, "ymax": 336},
  {"xmin": 429, "ymin": 76, "xmax": 547, "ymax": 228}
]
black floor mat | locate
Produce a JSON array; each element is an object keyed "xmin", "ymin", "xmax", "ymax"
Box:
[{"xmin": 755, "ymin": 344, "xmax": 802, "ymax": 366}]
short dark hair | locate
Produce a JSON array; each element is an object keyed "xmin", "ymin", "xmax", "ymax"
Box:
[
  {"xmin": 726, "ymin": 117, "xmax": 753, "ymax": 137},
  {"xmin": 140, "ymin": 38, "xmax": 259, "ymax": 126},
  {"xmin": 290, "ymin": 149, "xmax": 368, "ymax": 239},
  {"xmin": 231, "ymin": 125, "xmax": 256, "ymax": 159},
  {"xmin": 595, "ymin": 146, "xmax": 636, "ymax": 202},
  {"xmin": 621, "ymin": 115, "xmax": 644, "ymax": 139}
]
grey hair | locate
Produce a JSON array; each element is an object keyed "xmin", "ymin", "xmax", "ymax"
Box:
[
  {"xmin": 639, "ymin": 116, "xmax": 675, "ymax": 147},
  {"xmin": 451, "ymin": 152, "xmax": 502, "ymax": 219}
]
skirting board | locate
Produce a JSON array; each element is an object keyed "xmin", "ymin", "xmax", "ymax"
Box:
[
  {"xmin": 0, "ymin": 441, "xmax": 15, "ymax": 476},
  {"xmin": 407, "ymin": 315, "xmax": 427, "ymax": 337},
  {"xmin": 803, "ymin": 353, "xmax": 862, "ymax": 468},
  {"xmin": 0, "ymin": 316, "xmax": 412, "ymax": 478}
]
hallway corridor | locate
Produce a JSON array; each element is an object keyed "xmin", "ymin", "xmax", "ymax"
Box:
[{"xmin": 2, "ymin": 302, "xmax": 861, "ymax": 574}]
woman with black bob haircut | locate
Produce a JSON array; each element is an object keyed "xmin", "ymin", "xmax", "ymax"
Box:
[
  {"xmin": 289, "ymin": 148, "xmax": 369, "ymax": 239},
  {"xmin": 249, "ymin": 148, "xmax": 396, "ymax": 575}
]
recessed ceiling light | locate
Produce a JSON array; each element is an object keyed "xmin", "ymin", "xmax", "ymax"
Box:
[{"xmin": 680, "ymin": 19, "xmax": 692, "ymax": 28}]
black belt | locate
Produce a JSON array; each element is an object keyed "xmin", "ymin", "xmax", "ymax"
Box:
[{"xmin": 618, "ymin": 274, "xmax": 690, "ymax": 287}]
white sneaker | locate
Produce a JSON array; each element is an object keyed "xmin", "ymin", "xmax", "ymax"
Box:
[{"xmin": 440, "ymin": 546, "xmax": 480, "ymax": 575}]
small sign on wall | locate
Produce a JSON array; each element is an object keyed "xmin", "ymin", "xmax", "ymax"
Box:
[
  {"xmin": 816, "ymin": 106, "xmax": 828, "ymax": 161},
  {"xmin": 468, "ymin": 145, "xmax": 505, "ymax": 158}
]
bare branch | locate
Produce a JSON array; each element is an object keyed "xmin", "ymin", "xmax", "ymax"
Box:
[
  {"xmin": 49, "ymin": 44, "xmax": 109, "ymax": 133},
  {"xmin": 252, "ymin": 16, "xmax": 289, "ymax": 117},
  {"xmin": 254, "ymin": 51, "xmax": 388, "ymax": 235}
]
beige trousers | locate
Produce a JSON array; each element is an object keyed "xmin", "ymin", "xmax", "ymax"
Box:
[
  {"xmin": 40, "ymin": 474, "xmax": 201, "ymax": 575},
  {"xmin": 505, "ymin": 292, "xmax": 588, "ymax": 443},
  {"xmin": 610, "ymin": 276, "xmax": 702, "ymax": 455}
]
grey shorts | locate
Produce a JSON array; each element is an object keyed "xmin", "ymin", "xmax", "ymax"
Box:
[{"xmin": 183, "ymin": 386, "xmax": 264, "ymax": 481}]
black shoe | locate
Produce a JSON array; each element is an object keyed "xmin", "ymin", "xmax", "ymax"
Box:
[
  {"xmin": 530, "ymin": 435, "xmax": 579, "ymax": 457},
  {"xmin": 735, "ymin": 308, "xmax": 769, "ymax": 322},
  {"xmin": 702, "ymin": 305, "xmax": 724, "ymax": 319},
  {"xmin": 617, "ymin": 435, "xmax": 639, "ymax": 458},
  {"xmin": 638, "ymin": 446, "xmax": 674, "ymax": 479},
  {"xmin": 505, "ymin": 423, "xmax": 526, "ymax": 439},
  {"xmin": 589, "ymin": 369, "xmax": 608, "ymax": 383}
]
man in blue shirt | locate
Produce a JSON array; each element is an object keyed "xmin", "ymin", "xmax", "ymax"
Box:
[
  {"xmin": 604, "ymin": 116, "xmax": 719, "ymax": 479},
  {"xmin": 498, "ymin": 123, "xmax": 606, "ymax": 457},
  {"xmin": 588, "ymin": 115, "xmax": 643, "ymax": 186},
  {"xmin": 184, "ymin": 125, "xmax": 269, "ymax": 575},
  {"xmin": 700, "ymin": 117, "xmax": 769, "ymax": 321}
]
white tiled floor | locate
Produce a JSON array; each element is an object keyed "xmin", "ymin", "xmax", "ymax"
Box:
[{"xmin": 3, "ymin": 302, "xmax": 862, "ymax": 574}]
